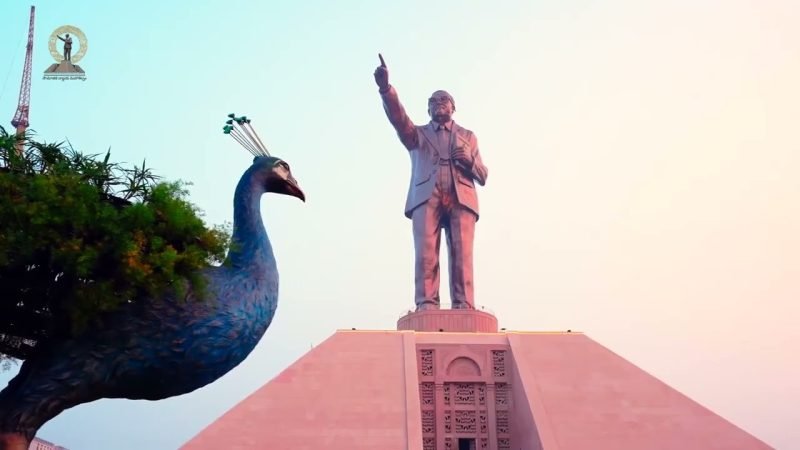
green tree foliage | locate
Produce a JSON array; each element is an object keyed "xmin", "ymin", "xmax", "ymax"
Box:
[{"xmin": 0, "ymin": 127, "xmax": 231, "ymax": 364}]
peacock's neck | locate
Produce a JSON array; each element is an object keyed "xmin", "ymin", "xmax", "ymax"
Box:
[{"xmin": 227, "ymin": 169, "xmax": 274, "ymax": 272}]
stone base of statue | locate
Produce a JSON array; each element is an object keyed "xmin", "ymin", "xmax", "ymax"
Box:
[
  {"xmin": 43, "ymin": 61, "xmax": 86, "ymax": 81},
  {"xmin": 183, "ymin": 312, "xmax": 771, "ymax": 450},
  {"xmin": 397, "ymin": 306, "xmax": 498, "ymax": 333},
  {"xmin": 44, "ymin": 60, "xmax": 85, "ymax": 73}
]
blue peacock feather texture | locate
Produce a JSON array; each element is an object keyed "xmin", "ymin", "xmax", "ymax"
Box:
[{"xmin": 0, "ymin": 155, "xmax": 304, "ymax": 449}]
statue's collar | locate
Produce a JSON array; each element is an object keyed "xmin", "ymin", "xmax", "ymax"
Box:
[{"xmin": 429, "ymin": 120, "xmax": 454, "ymax": 132}]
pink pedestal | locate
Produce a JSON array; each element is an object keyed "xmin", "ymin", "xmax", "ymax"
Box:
[
  {"xmin": 182, "ymin": 330, "xmax": 774, "ymax": 450},
  {"xmin": 397, "ymin": 308, "xmax": 499, "ymax": 333}
]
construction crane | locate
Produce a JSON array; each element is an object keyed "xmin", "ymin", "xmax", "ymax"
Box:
[{"xmin": 10, "ymin": 5, "xmax": 35, "ymax": 155}]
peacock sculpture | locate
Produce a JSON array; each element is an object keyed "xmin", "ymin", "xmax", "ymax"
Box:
[{"xmin": 0, "ymin": 115, "xmax": 304, "ymax": 450}]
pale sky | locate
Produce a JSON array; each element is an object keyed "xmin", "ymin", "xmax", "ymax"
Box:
[{"xmin": 1, "ymin": 1, "xmax": 798, "ymax": 449}]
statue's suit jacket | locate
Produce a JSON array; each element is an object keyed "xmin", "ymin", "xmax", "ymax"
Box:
[{"xmin": 381, "ymin": 85, "xmax": 489, "ymax": 219}]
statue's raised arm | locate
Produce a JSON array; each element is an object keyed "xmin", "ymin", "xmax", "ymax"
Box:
[{"xmin": 374, "ymin": 54, "xmax": 418, "ymax": 150}]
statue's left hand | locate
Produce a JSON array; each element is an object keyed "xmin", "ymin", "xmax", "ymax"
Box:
[{"xmin": 451, "ymin": 146, "xmax": 473, "ymax": 168}]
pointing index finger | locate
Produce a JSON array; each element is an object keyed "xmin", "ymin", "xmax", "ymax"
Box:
[{"xmin": 378, "ymin": 53, "xmax": 386, "ymax": 68}]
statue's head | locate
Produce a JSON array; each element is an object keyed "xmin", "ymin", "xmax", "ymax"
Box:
[
  {"xmin": 427, "ymin": 90, "xmax": 455, "ymax": 124},
  {"xmin": 65, "ymin": 33, "xmax": 70, "ymax": 38},
  {"xmin": 251, "ymin": 156, "xmax": 305, "ymax": 202}
]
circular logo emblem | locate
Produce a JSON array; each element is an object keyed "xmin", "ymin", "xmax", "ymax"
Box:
[{"xmin": 48, "ymin": 25, "xmax": 88, "ymax": 63}]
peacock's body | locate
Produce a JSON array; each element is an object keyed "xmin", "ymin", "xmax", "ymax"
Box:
[{"xmin": 0, "ymin": 156, "xmax": 304, "ymax": 450}]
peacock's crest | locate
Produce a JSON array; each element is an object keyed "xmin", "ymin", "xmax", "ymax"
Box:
[{"xmin": 223, "ymin": 113, "xmax": 271, "ymax": 157}]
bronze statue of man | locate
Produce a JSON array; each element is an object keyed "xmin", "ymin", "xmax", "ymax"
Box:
[
  {"xmin": 374, "ymin": 55, "xmax": 488, "ymax": 311},
  {"xmin": 57, "ymin": 34, "xmax": 73, "ymax": 62}
]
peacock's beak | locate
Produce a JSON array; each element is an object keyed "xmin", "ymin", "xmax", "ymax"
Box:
[{"xmin": 284, "ymin": 175, "xmax": 305, "ymax": 202}]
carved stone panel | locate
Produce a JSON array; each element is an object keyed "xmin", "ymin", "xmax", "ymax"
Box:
[
  {"xmin": 421, "ymin": 409, "xmax": 435, "ymax": 435},
  {"xmin": 444, "ymin": 410, "xmax": 452, "ymax": 434},
  {"xmin": 480, "ymin": 438, "xmax": 489, "ymax": 449},
  {"xmin": 495, "ymin": 382, "xmax": 509, "ymax": 407},
  {"xmin": 420, "ymin": 382, "xmax": 434, "ymax": 406},
  {"xmin": 423, "ymin": 437, "xmax": 435, "ymax": 450},
  {"xmin": 445, "ymin": 438, "xmax": 454, "ymax": 450},
  {"xmin": 498, "ymin": 437, "xmax": 511, "ymax": 449},
  {"xmin": 454, "ymin": 383, "xmax": 475, "ymax": 405},
  {"xmin": 479, "ymin": 410, "xmax": 488, "ymax": 434},
  {"xmin": 444, "ymin": 383, "xmax": 451, "ymax": 405},
  {"xmin": 454, "ymin": 410, "xmax": 477, "ymax": 433},
  {"xmin": 492, "ymin": 350, "xmax": 506, "ymax": 377},
  {"xmin": 478, "ymin": 384, "xmax": 486, "ymax": 406},
  {"xmin": 420, "ymin": 349, "xmax": 434, "ymax": 377},
  {"xmin": 497, "ymin": 410, "xmax": 510, "ymax": 435}
]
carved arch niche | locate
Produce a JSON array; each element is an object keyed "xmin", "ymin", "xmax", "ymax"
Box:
[{"xmin": 445, "ymin": 356, "xmax": 481, "ymax": 378}]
